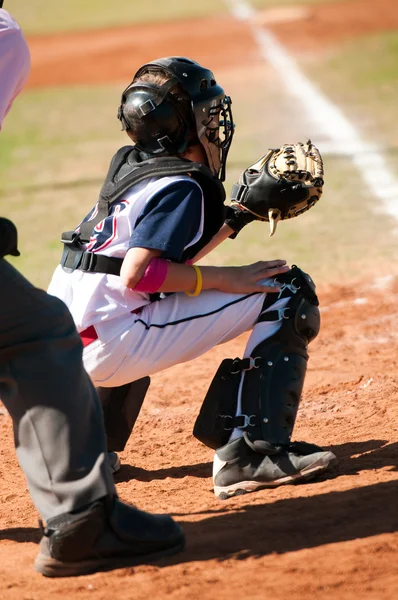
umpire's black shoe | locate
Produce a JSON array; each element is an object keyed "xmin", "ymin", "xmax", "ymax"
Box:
[
  {"xmin": 213, "ymin": 436, "xmax": 338, "ymax": 499},
  {"xmin": 34, "ymin": 495, "xmax": 184, "ymax": 577}
]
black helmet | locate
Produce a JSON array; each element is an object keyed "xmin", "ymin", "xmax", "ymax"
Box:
[{"xmin": 117, "ymin": 56, "xmax": 234, "ymax": 181}]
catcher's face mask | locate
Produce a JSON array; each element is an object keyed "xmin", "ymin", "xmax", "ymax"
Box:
[
  {"xmin": 194, "ymin": 93, "xmax": 234, "ymax": 182},
  {"xmin": 118, "ymin": 57, "xmax": 234, "ymax": 181}
]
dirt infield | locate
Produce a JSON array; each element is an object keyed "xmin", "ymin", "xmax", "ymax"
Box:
[
  {"xmin": 2, "ymin": 1, "xmax": 398, "ymax": 598},
  {"xmin": 1, "ymin": 282, "xmax": 398, "ymax": 599}
]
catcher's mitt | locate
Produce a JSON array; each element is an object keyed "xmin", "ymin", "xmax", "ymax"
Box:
[{"xmin": 226, "ymin": 140, "xmax": 324, "ymax": 236}]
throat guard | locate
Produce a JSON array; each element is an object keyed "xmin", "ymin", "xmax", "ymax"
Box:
[{"xmin": 60, "ymin": 146, "xmax": 226, "ymax": 274}]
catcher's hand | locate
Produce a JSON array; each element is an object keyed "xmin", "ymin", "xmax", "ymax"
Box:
[{"xmin": 225, "ymin": 140, "xmax": 324, "ymax": 237}]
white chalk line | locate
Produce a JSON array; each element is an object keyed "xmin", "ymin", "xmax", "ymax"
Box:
[{"xmin": 225, "ymin": 0, "xmax": 398, "ymax": 220}]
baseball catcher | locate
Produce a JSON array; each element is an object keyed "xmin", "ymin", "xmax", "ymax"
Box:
[{"xmin": 48, "ymin": 56, "xmax": 336, "ymax": 499}]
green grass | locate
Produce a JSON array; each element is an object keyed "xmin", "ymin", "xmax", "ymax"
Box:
[
  {"xmin": 306, "ymin": 30, "xmax": 398, "ymax": 148},
  {"xmin": 0, "ymin": 84, "xmax": 125, "ymax": 288},
  {"xmin": 6, "ymin": 0, "xmax": 226, "ymax": 34},
  {"xmin": 0, "ymin": 85, "xmax": 124, "ymax": 193},
  {"xmin": 6, "ymin": 0, "xmax": 346, "ymax": 34}
]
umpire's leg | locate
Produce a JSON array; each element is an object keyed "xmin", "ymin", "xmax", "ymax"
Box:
[{"xmin": 0, "ymin": 259, "xmax": 115, "ymax": 520}]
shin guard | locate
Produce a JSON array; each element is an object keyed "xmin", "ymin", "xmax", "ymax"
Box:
[
  {"xmin": 193, "ymin": 266, "xmax": 320, "ymax": 451},
  {"xmin": 97, "ymin": 377, "xmax": 150, "ymax": 452}
]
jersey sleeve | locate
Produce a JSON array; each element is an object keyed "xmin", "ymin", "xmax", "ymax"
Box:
[
  {"xmin": 0, "ymin": 10, "xmax": 31, "ymax": 129},
  {"xmin": 129, "ymin": 178, "xmax": 203, "ymax": 261}
]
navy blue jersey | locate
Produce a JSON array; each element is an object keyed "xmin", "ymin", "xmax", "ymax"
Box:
[{"xmin": 129, "ymin": 179, "xmax": 203, "ymax": 262}]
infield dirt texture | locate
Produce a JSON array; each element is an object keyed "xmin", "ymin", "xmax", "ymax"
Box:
[{"xmin": 1, "ymin": 1, "xmax": 398, "ymax": 598}]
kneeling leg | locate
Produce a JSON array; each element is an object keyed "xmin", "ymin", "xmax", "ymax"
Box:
[{"xmin": 193, "ymin": 266, "xmax": 338, "ymax": 498}]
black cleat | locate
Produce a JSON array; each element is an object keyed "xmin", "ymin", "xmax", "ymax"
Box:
[
  {"xmin": 213, "ymin": 437, "xmax": 337, "ymax": 499},
  {"xmin": 35, "ymin": 495, "xmax": 184, "ymax": 577}
]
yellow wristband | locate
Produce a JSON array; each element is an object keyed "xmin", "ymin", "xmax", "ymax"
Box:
[{"xmin": 185, "ymin": 264, "xmax": 203, "ymax": 297}]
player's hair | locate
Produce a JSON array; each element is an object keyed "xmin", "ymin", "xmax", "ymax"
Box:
[{"xmin": 125, "ymin": 68, "xmax": 198, "ymax": 150}]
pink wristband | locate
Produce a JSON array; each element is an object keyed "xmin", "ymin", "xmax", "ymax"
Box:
[{"xmin": 133, "ymin": 258, "xmax": 169, "ymax": 292}]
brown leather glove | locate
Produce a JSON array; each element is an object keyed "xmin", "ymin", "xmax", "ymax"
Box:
[{"xmin": 225, "ymin": 140, "xmax": 324, "ymax": 237}]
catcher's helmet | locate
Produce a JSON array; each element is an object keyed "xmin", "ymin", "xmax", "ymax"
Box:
[{"xmin": 117, "ymin": 57, "xmax": 234, "ymax": 181}]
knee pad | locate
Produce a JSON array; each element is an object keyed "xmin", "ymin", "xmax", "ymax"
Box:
[
  {"xmin": 258, "ymin": 265, "xmax": 320, "ymax": 342},
  {"xmin": 193, "ymin": 266, "xmax": 320, "ymax": 451}
]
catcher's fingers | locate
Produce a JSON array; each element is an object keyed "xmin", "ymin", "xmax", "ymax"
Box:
[
  {"xmin": 217, "ymin": 262, "xmax": 290, "ymax": 294},
  {"xmin": 257, "ymin": 265, "xmax": 290, "ymax": 280},
  {"xmin": 252, "ymin": 259, "xmax": 287, "ymax": 270},
  {"xmin": 254, "ymin": 268, "xmax": 290, "ymax": 293},
  {"xmin": 249, "ymin": 261, "xmax": 290, "ymax": 280},
  {"xmin": 230, "ymin": 263, "xmax": 291, "ymax": 294}
]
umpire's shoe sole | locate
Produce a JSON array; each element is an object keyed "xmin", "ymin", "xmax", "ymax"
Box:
[
  {"xmin": 35, "ymin": 537, "xmax": 185, "ymax": 578},
  {"xmin": 213, "ymin": 438, "xmax": 338, "ymax": 500}
]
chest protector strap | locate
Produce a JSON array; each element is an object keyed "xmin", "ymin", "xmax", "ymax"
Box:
[{"xmin": 60, "ymin": 147, "xmax": 226, "ymax": 275}]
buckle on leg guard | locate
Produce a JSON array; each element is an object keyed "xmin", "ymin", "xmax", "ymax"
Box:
[
  {"xmin": 289, "ymin": 278, "xmax": 301, "ymax": 293},
  {"xmin": 277, "ymin": 278, "xmax": 301, "ymax": 299},
  {"xmin": 258, "ymin": 307, "xmax": 291, "ymax": 324},
  {"xmin": 220, "ymin": 415, "xmax": 234, "ymax": 431},
  {"xmin": 231, "ymin": 356, "xmax": 262, "ymax": 374},
  {"xmin": 236, "ymin": 414, "xmax": 257, "ymax": 429},
  {"xmin": 220, "ymin": 413, "xmax": 258, "ymax": 431}
]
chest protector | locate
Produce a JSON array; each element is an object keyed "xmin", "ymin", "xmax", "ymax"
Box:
[{"xmin": 61, "ymin": 146, "xmax": 227, "ymax": 275}]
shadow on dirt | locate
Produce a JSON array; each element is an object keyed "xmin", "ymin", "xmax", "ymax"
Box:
[
  {"xmin": 0, "ymin": 527, "xmax": 40, "ymax": 543},
  {"xmin": 1, "ymin": 440, "xmax": 397, "ymax": 562},
  {"xmin": 115, "ymin": 439, "xmax": 395, "ymax": 483},
  {"xmin": 321, "ymin": 439, "xmax": 397, "ymax": 481},
  {"xmin": 163, "ymin": 478, "xmax": 398, "ymax": 564},
  {"xmin": 115, "ymin": 461, "xmax": 212, "ymax": 483},
  {"xmin": 1, "ymin": 477, "xmax": 397, "ymax": 565}
]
